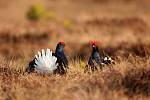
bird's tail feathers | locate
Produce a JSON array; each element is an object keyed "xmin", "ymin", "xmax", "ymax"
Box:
[{"xmin": 34, "ymin": 49, "xmax": 58, "ymax": 74}]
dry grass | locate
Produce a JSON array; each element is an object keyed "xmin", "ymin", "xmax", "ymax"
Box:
[
  {"xmin": 0, "ymin": 55, "xmax": 150, "ymax": 100},
  {"xmin": 0, "ymin": 0, "xmax": 150, "ymax": 100}
]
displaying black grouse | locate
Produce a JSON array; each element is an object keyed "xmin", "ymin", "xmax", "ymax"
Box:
[
  {"xmin": 85, "ymin": 41, "xmax": 114, "ymax": 72},
  {"xmin": 27, "ymin": 41, "xmax": 68, "ymax": 74},
  {"xmin": 87, "ymin": 41, "xmax": 102, "ymax": 71}
]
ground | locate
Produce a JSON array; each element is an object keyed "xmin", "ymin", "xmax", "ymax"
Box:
[{"xmin": 0, "ymin": 0, "xmax": 150, "ymax": 100}]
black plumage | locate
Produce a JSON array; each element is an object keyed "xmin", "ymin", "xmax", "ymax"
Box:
[
  {"xmin": 87, "ymin": 42, "xmax": 102, "ymax": 71},
  {"xmin": 54, "ymin": 42, "xmax": 68, "ymax": 74},
  {"xmin": 27, "ymin": 42, "xmax": 68, "ymax": 74},
  {"xmin": 28, "ymin": 58, "xmax": 36, "ymax": 73}
]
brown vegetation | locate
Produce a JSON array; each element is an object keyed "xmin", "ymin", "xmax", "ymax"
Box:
[{"xmin": 0, "ymin": 0, "xmax": 150, "ymax": 99}]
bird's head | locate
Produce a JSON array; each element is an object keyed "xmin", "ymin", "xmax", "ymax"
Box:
[
  {"xmin": 90, "ymin": 41, "xmax": 99, "ymax": 51},
  {"xmin": 58, "ymin": 41, "xmax": 65, "ymax": 46},
  {"xmin": 56, "ymin": 41, "xmax": 65, "ymax": 52}
]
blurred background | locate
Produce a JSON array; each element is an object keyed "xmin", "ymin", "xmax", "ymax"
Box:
[{"xmin": 0, "ymin": 0, "xmax": 150, "ymax": 61}]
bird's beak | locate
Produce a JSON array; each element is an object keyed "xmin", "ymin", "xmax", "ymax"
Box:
[{"xmin": 92, "ymin": 45, "xmax": 96, "ymax": 48}]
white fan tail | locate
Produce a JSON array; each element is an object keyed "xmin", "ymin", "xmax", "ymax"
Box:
[{"xmin": 34, "ymin": 49, "xmax": 58, "ymax": 74}]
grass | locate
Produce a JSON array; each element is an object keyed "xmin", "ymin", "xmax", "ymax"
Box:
[
  {"xmin": 0, "ymin": 55, "xmax": 150, "ymax": 100},
  {"xmin": 0, "ymin": 16, "xmax": 149, "ymax": 99},
  {"xmin": 0, "ymin": 1, "xmax": 150, "ymax": 99}
]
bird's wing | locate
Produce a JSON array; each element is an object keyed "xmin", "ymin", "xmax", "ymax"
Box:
[
  {"xmin": 56, "ymin": 52, "xmax": 68, "ymax": 68},
  {"xmin": 93, "ymin": 52, "xmax": 102, "ymax": 64},
  {"xmin": 61, "ymin": 53, "xmax": 68, "ymax": 67},
  {"xmin": 27, "ymin": 59, "xmax": 36, "ymax": 72},
  {"xmin": 54, "ymin": 52, "xmax": 68, "ymax": 74}
]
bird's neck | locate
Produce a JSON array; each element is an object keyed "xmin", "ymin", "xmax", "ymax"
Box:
[
  {"xmin": 92, "ymin": 50, "xmax": 99, "ymax": 55},
  {"xmin": 92, "ymin": 48, "xmax": 99, "ymax": 53},
  {"xmin": 55, "ymin": 48, "xmax": 63, "ymax": 53}
]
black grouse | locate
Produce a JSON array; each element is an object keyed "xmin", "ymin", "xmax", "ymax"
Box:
[
  {"xmin": 87, "ymin": 41, "xmax": 102, "ymax": 71},
  {"xmin": 27, "ymin": 41, "xmax": 68, "ymax": 74}
]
